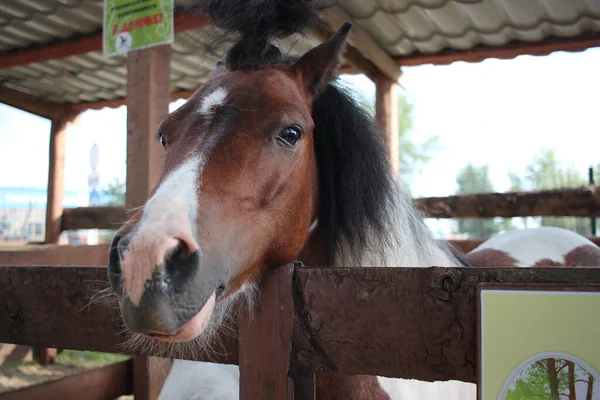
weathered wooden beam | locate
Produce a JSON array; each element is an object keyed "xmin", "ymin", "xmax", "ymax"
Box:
[
  {"xmin": 239, "ymin": 265, "xmax": 296, "ymax": 400},
  {"xmin": 0, "ymin": 360, "xmax": 133, "ymax": 400},
  {"xmin": 395, "ymin": 31, "xmax": 600, "ymax": 67},
  {"xmin": 290, "ymin": 266, "xmax": 600, "ymax": 382},
  {"xmin": 0, "ymin": 14, "xmax": 210, "ymax": 70},
  {"xmin": 0, "ymin": 86, "xmax": 64, "ymax": 119},
  {"xmin": 321, "ymin": 7, "xmax": 401, "ymax": 81},
  {"xmin": 0, "ymin": 244, "xmax": 110, "ymax": 266},
  {"xmin": 61, "ymin": 206, "xmax": 126, "ymax": 232},
  {"xmin": 2, "ymin": 265, "xmax": 600, "ymax": 384},
  {"xmin": 416, "ymin": 186, "xmax": 600, "ymax": 218},
  {"xmin": 375, "ymin": 72, "xmax": 399, "ymax": 177}
]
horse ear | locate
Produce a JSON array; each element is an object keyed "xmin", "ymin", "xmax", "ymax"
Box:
[{"xmin": 293, "ymin": 23, "xmax": 351, "ymax": 96}]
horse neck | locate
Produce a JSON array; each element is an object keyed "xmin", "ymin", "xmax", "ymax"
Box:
[{"xmin": 334, "ymin": 185, "xmax": 459, "ymax": 268}]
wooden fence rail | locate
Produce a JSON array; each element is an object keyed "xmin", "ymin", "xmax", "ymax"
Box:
[
  {"xmin": 2, "ymin": 264, "xmax": 600, "ymax": 389},
  {"xmin": 57, "ymin": 186, "xmax": 600, "ymax": 233}
]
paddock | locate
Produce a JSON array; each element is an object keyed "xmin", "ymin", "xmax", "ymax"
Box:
[{"xmin": 1, "ymin": 0, "xmax": 600, "ymax": 399}]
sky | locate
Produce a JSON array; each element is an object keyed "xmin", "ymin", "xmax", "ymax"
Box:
[{"xmin": 1, "ymin": 47, "xmax": 599, "ymax": 207}]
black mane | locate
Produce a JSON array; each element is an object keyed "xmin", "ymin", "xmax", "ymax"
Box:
[
  {"xmin": 194, "ymin": 0, "xmax": 399, "ymax": 264},
  {"xmin": 312, "ymin": 82, "xmax": 396, "ymax": 264}
]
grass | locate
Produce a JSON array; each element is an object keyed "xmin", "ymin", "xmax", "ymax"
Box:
[
  {"xmin": 0, "ymin": 344, "xmax": 130, "ymax": 370},
  {"xmin": 55, "ymin": 350, "xmax": 130, "ymax": 367}
]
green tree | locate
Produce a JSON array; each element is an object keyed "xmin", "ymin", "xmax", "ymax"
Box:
[
  {"xmin": 524, "ymin": 149, "xmax": 591, "ymax": 235},
  {"xmin": 355, "ymin": 90, "xmax": 440, "ymax": 190},
  {"xmin": 454, "ymin": 163, "xmax": 513, "ymax": 237},
  {"xmin": 102, "ymin": 178, "xmax": 125, "ymax": 206},
  {"xmin": 505, "ymin": 357, "xmax": 595, "ymax": 400}
]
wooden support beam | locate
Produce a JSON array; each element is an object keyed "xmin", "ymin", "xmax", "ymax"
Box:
[
  {"xmin": 126, "ymin": 43, "xmax": 172, "ymax": 400},
  {"xmin": 321, "ymin": 7, "xmax": 401, "ymax": 81},
  {"xmin": 0, "ymin": 244, "xmax": 110, "ymax": 266},
  {"xmin": 45, "ymin": 112, "xmax": 76, "ymax": 245},
  {"xmin": 2, "ymin": 265, "xmax": 600, "ymax": 383},
  {"xmin": 395, "ymin": 31, "xmax": 600, "ymax": 67},
  {"xmin": 375, "ymin": 72, "xmax": 399, "ymax": 177},
  {"xmin": 416, "ymin": 186, "xmax": 600, "ymax": 219},
  {"xmin": 239, "ymin": 265, "xmax": 296, "ymax": 400},
  {"xmin": 0, "ymin": 86, "xmax": 64, "ymax": 119},
  {"xmin": 0, "ymin": 14, "xmax": 210, "ymax": 70},
  {"xmin": 61, "ymin": 206, "xmax": 126, "ymax": 231},
  {"xmin": 0, "ymin": 360, "xmax": 133, "ymax": 400}
]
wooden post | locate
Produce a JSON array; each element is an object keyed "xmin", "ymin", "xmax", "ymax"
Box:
[
  {"xmin": 36, "ymin": 110, "xmax": 75, "ymax": 366},
  {"xmin": 44, "ymin": 113, "xmax": 71, "ymax": 245},
  {"xmin": 126, "ymin": 44, "xmax": 172, "ymax": 400},
  {"xmin": 375, "ymin": 72, "xmax": 399, "ymax": 177},
  {"xmin": 239, "ymin": 265, "xmax": 298, "ymax": 400}
]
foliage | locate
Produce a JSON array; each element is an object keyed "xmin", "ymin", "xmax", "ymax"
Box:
[
  {"xmin": 355, "ymin": 88, "xmax": 440, "ymax": 191},
  {"xmin": 504, "ymin": 357, "xmax": 595, "ymax": 400},
  {"xmin": 521, "ymin": 149, "xmax": 593, "ymax": 235},
  {"xmin": 102, "ymin": 177, "xmax": 125, "ymax": 206},
  {"xmin": 454, "ymin": 163, "xmax": 513, "ymax": 237}
]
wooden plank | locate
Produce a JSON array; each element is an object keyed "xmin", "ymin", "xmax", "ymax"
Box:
[
  {"xmin": 395, "ymin": 31, "xmax": 600, "ymax": 67},
  {"xmin": 375, "ymin": 72, "xmax": 399, "ymax": 177},
  {"xmin": 0, "ymin": 265, "xmax": 239, "ymax": 363},
  {"xmin": 239, "ymin": 265, "xmax": 295, "ymax": 400},
  {"xmin": 291, "ymin": 267, "xmax": 600, "ymax": 382},
  {"xmin": 0, "ymin": 244, "xmax": 110, "ymax": 266},
  {"xmin": 61, "ymin": 207, "xmax": 126, "ymax": 231},
  {"xmin": 416, "ymin": 186, "xmax": 600, "ymax": 218},
  {"xmin": 321, "ymin": 7, "xmax": 401, "ymax": 81},
  {"xmin": 2, "ymin": 265, "xmax": 600, "ymax": 383},
  {"xmin": 0, "ymin": 86, "xmax": 64, "ymax": 120},
  {"xmin": 0, "ymin": 14, "xmax": 210, "ymax": 70},
  {"xmin": 0, "ymin": 360, "xmax": 132, "ymax": 400}
]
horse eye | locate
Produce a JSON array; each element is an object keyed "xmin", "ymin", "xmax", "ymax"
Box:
[
  {"xmin": 158, "ymin": 132, "xmax": 167, "ymax": 149},
  {"xmin": 276, "ymin": 126, "xmax": 303, "ymax": 148}
]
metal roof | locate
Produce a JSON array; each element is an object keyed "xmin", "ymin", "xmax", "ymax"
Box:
[
  {"xmin": 340, "ymin": 0, "xmax": 600, "ymax": 57},
  {"xmin": 1, "ymin": 0, "xmax": 600, "ymax": 109}
]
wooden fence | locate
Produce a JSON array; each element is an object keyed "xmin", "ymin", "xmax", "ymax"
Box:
[{"xmin": 1, "ymin": 263, "xmax": 600, "ymax": 399}]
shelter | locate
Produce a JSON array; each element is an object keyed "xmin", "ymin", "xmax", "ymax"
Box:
[{"xmin": 1, "ymin": 0, "xmax": 600, "ymax": 398}]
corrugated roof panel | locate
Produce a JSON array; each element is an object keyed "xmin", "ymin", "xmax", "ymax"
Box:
[
  {"xmin": 341, "ymin": 0, "xmax": 600, "ymax": 57},
  {"xmin": 1, "ymin": 0, "xmax": 599, "ymax": 107}
]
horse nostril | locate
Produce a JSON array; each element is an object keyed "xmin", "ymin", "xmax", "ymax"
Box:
[{"xmin": 107, "ymin": 234, "xmax": 130, "ymax": 295}]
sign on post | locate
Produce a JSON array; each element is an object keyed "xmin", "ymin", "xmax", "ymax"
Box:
[{"xmin": 103, "ymin": 0, "xmax": 174, "ymax": 56}]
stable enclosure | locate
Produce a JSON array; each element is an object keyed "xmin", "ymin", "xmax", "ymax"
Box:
[{"xmin": 1, "ymin": 0, "xmax": 600, "ymax": 399}]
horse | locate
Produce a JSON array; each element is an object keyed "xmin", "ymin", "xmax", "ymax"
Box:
[{"xmin": 106, "ymin": 1, "xmax": 600, "ymax": 398}]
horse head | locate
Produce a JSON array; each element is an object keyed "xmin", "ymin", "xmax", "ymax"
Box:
[{"xmin": 107, "ymin": 25, "xmax": 351, "ymax": 344}]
